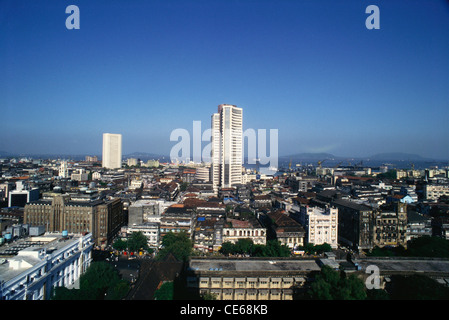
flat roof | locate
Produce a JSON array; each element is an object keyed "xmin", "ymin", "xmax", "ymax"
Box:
[
  {"xmin": 0, "ymin": 233, "xmax": 89, "ymax": 283},
  {"xmin": 332, "ymin": 199, "xmax": 373, "ymax": 211},
  {"xmin": 355, "ymin": 258, "xmax": 449, "ymax": 275},
  {"xmin": 189, "ymin": 258, "xmax": 321, "ymax": 274}
]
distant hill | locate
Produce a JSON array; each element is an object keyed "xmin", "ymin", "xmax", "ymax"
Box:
[
  {"xmin": 124, "ymin": 152, "xmax": 168, "ymax": 160},
  {"xmin": 281, "ymin": 153, "xmax": 337, "ymax": 160},
  {"xmin": 367, "ymin": 152, "xmax": 435, "ymax": 161},
  {"xmin": 281, "ymin": 152, "xmax": 441, "ymax": 162}
]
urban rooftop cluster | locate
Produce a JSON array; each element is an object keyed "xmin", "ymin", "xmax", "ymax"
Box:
[{"xmin": 1, "ymin": 105, "xmax": 449, "ymax": 301}]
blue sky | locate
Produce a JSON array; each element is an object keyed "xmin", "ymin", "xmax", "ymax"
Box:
[{"xmin": 1, "ymin": 0, "xmax": 448, "ymax": 159}]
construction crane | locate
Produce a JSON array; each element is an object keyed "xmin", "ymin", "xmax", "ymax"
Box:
[{"xmin": 317, "ymin": 159, "xmax": 326, "ymax": 168}]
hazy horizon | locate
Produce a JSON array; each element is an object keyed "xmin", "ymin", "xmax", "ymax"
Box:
[{"xmin": 1, "ymin": 1, "xmax": 448, "ymax": 160}]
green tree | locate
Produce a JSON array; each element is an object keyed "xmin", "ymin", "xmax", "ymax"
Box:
[
  {"xmin": 127, "ymin": 231, "xmax": 149, "ymax": 252},
  {"xmin": 52, "ymin": 261, "xmax": 129, "ymax": 300},
  {"xmin": 306, "ymin": 266, "xmax": 367, "ymax": 300},
  {"xmin": 336, "ymin": 273, "xmax": 367, "ymax": 300},
  {"xmin": 158, "ymin": 231, "xmax": 192, "ymax": 261},
  {"xmin": 406, "ymin": 236, "xmax": 449, "ymax": 258},
  {"xmin": 389, "ymin": 274, "xmax": 449, "ymax": 299},
  {"xmin": 219, "ymin": 241, "xmax": 236, "ymax": 255},
  {"xmin": 79, "ymin": 261, "xmax": 122, "ymax": 299},
  {"xmin": 299, "ymin": 243, "xmax": 332, "ymax": 255},
  {"xmin": 112, "ymin": 238, "xmax": 127, "ymax": 251},
  {"xmin": 262, "ymin": 240, "xmax": 291, "ymax": 257},
  {"xmin": 154, "ymin": 281, "xmax": 174, "ymax": 300},
  {"xmin": 235, "ymin": 238, "xmax": 254, "ymax": 254}
]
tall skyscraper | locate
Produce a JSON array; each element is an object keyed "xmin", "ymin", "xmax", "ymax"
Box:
[
  {"xmin": 102, "ymin": 133, "xmax": 122, "ymax": 169},
  {"xmin": 211, "ymin": 104, "xmax": 243, "ymax": 189}
]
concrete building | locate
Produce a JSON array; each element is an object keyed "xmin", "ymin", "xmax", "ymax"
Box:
[
  {"xmin": 332, "ymin": 199, "xmax": 375, "ymax": 250},
  {"xmin": 297, "ymin": 206, "xmax": 338, "ymax": 249},
  {"xmin": 102, "ymin": 133, "xmax": 122, "ymax": 169},
  {"xmin": 24, "ymin": 194, "xmax": 124, "ymax": 248},
  {"xmin": 128, "ymin": 199, "xmax": 176, "ymax": 226},
  {"xmin": 124, "ymin": 222, "xmax": 160, "ymax": 249},
  {"xmin": 195, "ymin": 165, "xmax": 211, "ymax": 182},
  {"xmin": 186, "ymin": 258, "xmax": 320, "ymax": 300},
  {"xmin": 58, "ymin": 161, "xmax": 69, "ymax": 178},
  {"xmin": 424, "ymin": 184, "xmax": 449, "ymax": 201},
  {"xmin": 373, "ymin": 203, "xmax": 408, "ymax": 248},
  {"xmin": 8, "ymin": 181, "xmax": 39, "ymax": 208},
  {"xmin": 192, "ymin": 217, "xmax": 225, "ymax": 252},
  {"xmin": 211, "ymin": 104, "xmax": 243, "ymax": 189},
  {"xmin": 266, "ymin": 210, "xmax": 305, "ymax": 250},
  {"xmin": 127, "ymin": 158, "xmax": 138, "ymax": 167},
  {"xmin": 222, "ymin": 218, "xmax": 266, "ymax": 246},
  {"xmin": 160, "ymin": 204, "xmax": 194, "ymax": 238},
  {"xmin": 0, "ymin": 232, "xmax": 93, "ymax": 300},
  {"xmin": 406, "ymin": 210, "xmax": 432, "ymax": 242},
  {"xmin": 71, "ymin": 169, "xmax": 89, "ymax": 182}
]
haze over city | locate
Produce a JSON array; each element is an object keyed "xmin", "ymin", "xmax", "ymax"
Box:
[{"xmin": 1, "ymin": 0, "xmax": 448, "ymax": 160}]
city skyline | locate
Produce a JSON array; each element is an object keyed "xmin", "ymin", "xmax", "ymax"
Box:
[{"xmin": 1, "ymin": 0, "xmax": 449, "ymax": 160}]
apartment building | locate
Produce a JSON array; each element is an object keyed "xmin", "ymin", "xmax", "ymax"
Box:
[
  {"xmin": 331, "ymin": 199, "xmax": 375, "ymax": 250},
  {"xmin": 425, "ymin": 184, "xmax": 449, "ymax": 201},
  {"xmin": 296, "ymin": 206, "xmax": 338, "ymax": 249},
  {"xmin": 373, "ymin": 202, "xmax": 408, "ymax": 248},
  {"xmin": 222, "ymin": 217, "xmax": 266, "ymax": 246},
  {"xmin": 0, "ymin": 232, "xmax": 93, "ymax": 300},
  {"xmin": 265, "ymin": 210, "xmax": 305, "ymax": 250}
]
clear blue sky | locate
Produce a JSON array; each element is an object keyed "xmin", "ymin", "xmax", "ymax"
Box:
[{"xmin": 1, "ymin": 0, "xmax": 448, "ymax": 159}]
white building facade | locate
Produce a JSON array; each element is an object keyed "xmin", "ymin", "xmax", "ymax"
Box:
[
  {"xmin": 299, "ymin": 206, "xmax": 338, "ymax": 249},
  {"xmin": 0, "ymin": 232, "xmax": 94, "ymax": 300},
  {"xmin": 425, "ymin": 184, "xmax": 449, "ymax": 201},
  {"xmin": 211, "ymin": 104, "xmax": 243, "ymax": 189},
  {"xmin": 102, "ymin": 133, "xmax": 122, "ymax": 169}
]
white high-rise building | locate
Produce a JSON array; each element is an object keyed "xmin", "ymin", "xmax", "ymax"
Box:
[
  {"xmin": 102, "ymin": 133, "xmax": 122, "ymax": 169},
  {"xmin": 211, "ymin": 104, "xmax": 243, "ymax": 189},
  {"xmin": 59, "ymin": 161, "xmax": 69, "ymax": 178}
]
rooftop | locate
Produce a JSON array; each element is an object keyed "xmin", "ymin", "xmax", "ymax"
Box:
[
  {"xmin": 0, "ymin": 232, "xmax": 91, "ymax": 283},
  {"xmin": 189, "ymin": 258, "xmax": 321, "ymax": 274}
]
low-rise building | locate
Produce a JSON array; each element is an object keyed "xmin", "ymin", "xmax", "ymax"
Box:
[
  {"xmin": 125, "ymin": 222, "xmax": 160, "ymax": 249},
  {"xmin": 192, "ymin": 217, "xmax": 224, "ymax": 252},
  {"xmin": 186, "ymin": 258, "xmax": 320, "ymax": 300},
  {"xmin": 406, "ymin": 210, "xmax": 432, "ymax": 242},
  {"xmin": 160, "ymin": 204, "xmax": 194, "ymax": 238},
  {"xmin": 222, "ymin": 217, "xmax": 266, "ymax": 246},
  {"xmin": 425, "ymin": 184, "xmax": 449, "ymax": 201},
  {"xmin": 265, "ymin": 210, "xmax": 305, "ymax": 250}
]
